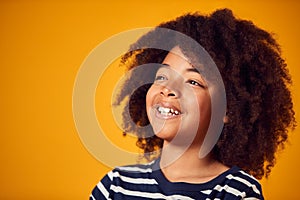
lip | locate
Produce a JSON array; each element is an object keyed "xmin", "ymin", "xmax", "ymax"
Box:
[{"xmin": 152, "ymin": 102, "xmax": 182, "ymax": 120}]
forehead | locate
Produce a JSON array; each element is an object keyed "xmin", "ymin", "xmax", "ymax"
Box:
[
  {"xmin": 161, "ymin": 47, "xmax": 203, "ymax": 76},
  {"xmin": 162, "ymin": 48, "xmax": 195, "ymax": 71},
  {"xmin": 164, "ymin": 46, "xmax": 191, "ymax": 63}
]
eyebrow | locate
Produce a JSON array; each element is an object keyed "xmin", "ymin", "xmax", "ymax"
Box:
[
  {"xmin": 161, "ymin": 63, "xmax": 201, "ymax": 74},
  {"xmin": 186, "ymin": 67, "xmax": 201, "ymax": 74}
]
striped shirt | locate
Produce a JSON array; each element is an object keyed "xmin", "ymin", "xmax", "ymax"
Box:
[{"xmin": 90, "ymin": 159, "xmax": 264, "ymax": 199}]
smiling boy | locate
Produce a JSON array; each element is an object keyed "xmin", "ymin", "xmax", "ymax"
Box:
[{"xmin": 90, "ymin": 8, "xmax": 295, "ymax": 200}]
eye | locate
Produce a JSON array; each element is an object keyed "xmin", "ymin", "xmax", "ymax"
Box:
[
  {"xmin": 188, "ymin": 79, "xmax": 205, "ymax": 88},
  {"xmin": 154, "ymin": 75, "xmax": 167, "ymax": 82}
]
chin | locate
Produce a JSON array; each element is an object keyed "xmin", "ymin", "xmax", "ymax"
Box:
[{"xmin": 153, "ymin": 130, "xmax": 176, "ymax": 141}]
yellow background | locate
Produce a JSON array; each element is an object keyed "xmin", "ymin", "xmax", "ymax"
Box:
[{"xmin": 1, "ymin": 1, "xmax": 299, "ymax": 199}]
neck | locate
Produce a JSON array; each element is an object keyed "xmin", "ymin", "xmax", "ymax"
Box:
[{"xmin": 159, "ymin": 142, "xmax": 228, "ymax": 183}]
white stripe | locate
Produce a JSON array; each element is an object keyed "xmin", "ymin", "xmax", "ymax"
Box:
[
  {"xmin": 89, "ymin": 195, "xmax": 96, "ymax": 200},
  {"xmin": 111, "ymin": 185, "xmax": 194, "ymax": 200},
  {"xmin": 201, "ymin": 190, "xmax": 212, "ymax": 195},
  {"xmin": 111, "ymin": 171, "xmax": 158, "ymax": 184},
  {"xmin": 239, "ymin": 170, "xmax": 258, "ymax": 181},
  {"xmin": 107, "ymin": 171, "xmax": 113, "ymax": 181},
  {"xmin": 214, "ymin": 184, "xmax": 246, "ymax": 197},
  {"xmin": 96, "ymin": 182, "xmax": 111, "ymax": 199},
  {"xmin": 117, "ymin": 166, "xmax": 153, "ymax": 173},
  {"xmin": 205, "ymin": 198, "xmax": 221, "ymax": 200},
  {"xmin": 226, "ymin": 174, "xmax": 261, "ymax": 195},
  {"xmin": 243, "ymin": 198, "xmax": 260, "ymax": 200}
]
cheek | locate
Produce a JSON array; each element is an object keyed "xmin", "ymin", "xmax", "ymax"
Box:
[
  {"xmin": 145, "ymin": 86, "xmax": 155, "ymax": 113},
  {"xmin": 183, "ymin": 90, "xmax": 211, "ymax": 116},
  {"xmin": 197, "ymin": 94, "xmax": 212, "ymax": 121}
]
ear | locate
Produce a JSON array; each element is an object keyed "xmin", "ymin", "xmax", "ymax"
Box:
[{"xmin": 223, "ymin": 115, "xmax": 229, "ymax": 123}]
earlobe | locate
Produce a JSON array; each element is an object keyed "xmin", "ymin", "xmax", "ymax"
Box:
[{"xmin": 223, "ymin": 115, "xmax": 229, "ymax": 123}]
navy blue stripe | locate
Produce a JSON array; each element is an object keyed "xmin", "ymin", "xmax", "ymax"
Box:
[
  {"xmin": 91, "ymin": 185, "xmax": 106, "ymax": 200},
  {"xmin": 90, "ymin": 159, "xmax": 264, "ymax": 199}
]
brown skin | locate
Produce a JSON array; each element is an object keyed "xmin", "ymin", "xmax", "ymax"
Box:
[
  {"xmin": 116, "ymin": 8, "xmax": 296, "ymax": 179},
  {"xmin": 146, "ymin": 47, "xmax": 227, "ymax": 183}
]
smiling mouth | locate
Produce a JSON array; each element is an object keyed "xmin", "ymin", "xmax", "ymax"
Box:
[{"xmin": 157, "ymin": 106, "xmax": 181, "ymax": 116}]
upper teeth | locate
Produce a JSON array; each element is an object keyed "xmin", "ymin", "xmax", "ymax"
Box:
[{"xmin": 157, "ymin": 106, "xmax": 180, "ymax": 116}]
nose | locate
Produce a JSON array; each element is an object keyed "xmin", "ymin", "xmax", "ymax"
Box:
[{"xmin": 160, "ymin": 85, "xmax": 179, "ymax": 98}]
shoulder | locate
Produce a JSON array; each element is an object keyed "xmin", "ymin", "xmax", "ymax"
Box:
[
  {"xmin": 114, "ymin": 160, "xmax": 156, "ymax": 173},
  {"xmin": 209, "ymin": 166, "xmax": 264, "ymax": 199},
  {"xmin": 111, "ymin": 160, "xmax": 156, "ymax": 178},
  {"xmin": 90, "ymin": 160, "xmax": 158, "ymax": 200},
  {"xmin": 97, "ymin": 160, "xmax": 157, "ymax": 187}
]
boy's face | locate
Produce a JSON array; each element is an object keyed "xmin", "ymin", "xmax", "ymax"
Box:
[{"xmin": 146, "ymin": 46, "xmax": 211, "ymax": 147}]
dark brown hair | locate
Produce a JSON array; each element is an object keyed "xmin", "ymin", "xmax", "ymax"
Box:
[{"xmin": 115, "ymin": 8, "xmax": 296, "ymax": 179}]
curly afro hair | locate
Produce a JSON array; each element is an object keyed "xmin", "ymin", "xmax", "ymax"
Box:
[{"xmin": 114, "ymin": 8, "xmax": 296, "ymax": 179}]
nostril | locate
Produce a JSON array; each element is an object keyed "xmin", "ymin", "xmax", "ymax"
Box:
[
  {"xmin": 160, "ymin": 86, "xmax": 178, "ymax": 97},
  {"xmin": 160, "ymin": 90, "xmax": 176, "ymax": 97}
]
